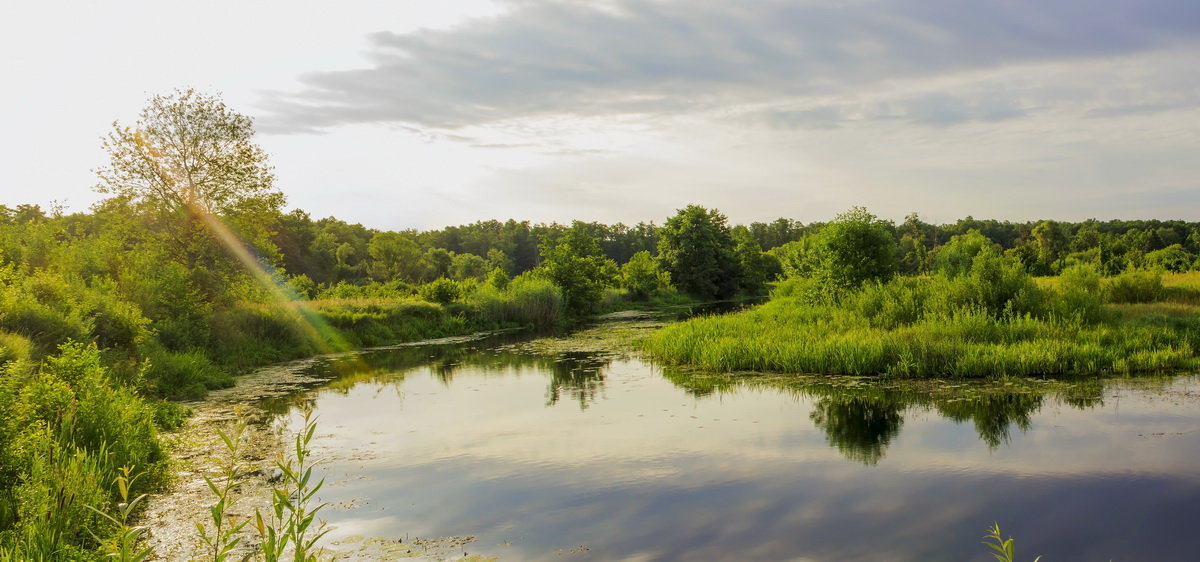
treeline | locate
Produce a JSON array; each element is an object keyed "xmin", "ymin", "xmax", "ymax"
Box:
[
  {"xmin": 268, "ymin": 208, "xmax": 1200, "ymax": 301},
  {"xmin": 647, "ymin": 207, "xmax": 1200, "ymax": 378}
]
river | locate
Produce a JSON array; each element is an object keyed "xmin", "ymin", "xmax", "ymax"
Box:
[{"xmin": 239, "ymin": 313, "xmax": 1199, "ymax": 561}]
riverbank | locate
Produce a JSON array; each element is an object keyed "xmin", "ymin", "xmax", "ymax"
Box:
[
  {"xmin": 646, "ymin": 270, "xmax": 1200, "ymax": 377},
  {"xmin": 141, "ymin": 309, "xmax": 671, "ymax": 560}
]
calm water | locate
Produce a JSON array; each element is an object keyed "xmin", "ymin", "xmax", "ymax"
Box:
[{"xmin": 267, "ymin": 327, "xmax": 1200, "ymax": 561}]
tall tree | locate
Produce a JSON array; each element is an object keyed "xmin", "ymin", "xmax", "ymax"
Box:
[
  {"xmin": 94, "ymin": 89, "xmax": 284, "ymax": 297},
  {"xmin": 367, "ymin": 231, "xmax": 426, "ymax": 282},
  {"xmin": 804, "ymin": 207, "xmax": 897, "ymax": 292},
  {"xmin": 657, "ymin": 205, "xmax": 740, "ymax": 300},
  {"xmin": 537, "ymin": 222, "xmax": 617, "ymax": 314}
]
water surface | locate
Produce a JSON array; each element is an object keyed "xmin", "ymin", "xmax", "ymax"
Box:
[{"xmin": 270, "ymin": 327, "xmax": 1200, "ymax": 561}]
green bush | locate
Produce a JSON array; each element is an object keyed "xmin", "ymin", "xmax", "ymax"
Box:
[
  {"xmin": 0, "ymin": 343, "xmax": 166, "ymax": 557},
  {"xmin": 928, "ymin": 247, "xmax": 1045, "ymax": 318},
  {"xmin": 466, "ymin": 275, "xmax": 564, "ymax": 328},
  {"xmin": 419, "ymin": 278, "xmax": 463, "ymax": 304},
  {"xmin": 1103, "ymin": 269, "xmax": 1163, "ymax": 303},
  {"xmin": 647, "ymin": 261, "xmax": 1200, "ymax": 378},
  {"xmin": 144, "ymin": 349, "xmax": 232, "ymax": 400},
  {"xmin": 1050, "ymin": 264, "xmax": 1105, "ymax": 323},
  {"xmin": 0, "ymin": 332, "xmax": 32, "ymax": 365}
]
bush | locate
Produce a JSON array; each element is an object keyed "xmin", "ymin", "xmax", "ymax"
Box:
[
  {"xmin": 1104, "ymin": 270, "xmax": 1163, "ymax": 303},
  {"xmin": 0, "ymin": 332, "xmax": 32, "ymax": 365},
  {"xmin": 846, "ymin": 277, "xmax": 931, "ymax": 329},
  {"xmin": 419, "ymin": 278, "xmax": 463, "ymax": 304},
  {"xmin": 1049, "ymin": 264, "xmax": 1106, "ymax": 323},
  {"xmin": 0, "ymin": 343, "xmax": 166, "ymax": 557},
  {"xmin": 928, "ymin": 247, "xmax": 1045, "ymax": 318},
  {"xmin": 143, "ymin": 349, "xmax": 232, "ymax": 400},
  {"xmin": 466, "ymin": 275, "xmax": 564, "ymax": 328}
]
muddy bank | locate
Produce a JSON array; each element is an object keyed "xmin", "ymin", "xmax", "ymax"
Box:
[{"xmin": 143, "ymin": 354, "xmax": 331, "ymax": 560}]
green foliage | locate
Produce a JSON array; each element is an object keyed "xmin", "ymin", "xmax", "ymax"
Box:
[
  {"xmin": 466, "ymin": 274, "xmax": 565, "ymax": 328},
  {"xmin": 487, "ymin": 267, "xmax": 511, "ymax": 290},
  {"xmin": 1030, "ymin": 220, "xmax": 1067, "ymax": 274},
  {"xmin": 367, "ymin": 231, "xmax": 426, "ymax": 283},
  {"xmin": 94, "ymin": 89, "xmax": 285, "ymax": 301},
  {"xmin": 254, "ymin": 411, "xmax": 330, "ymax": 562},
  {"xmin": 1049, "ymin": 264, "xmax": 1106, "ymax": 323},
  {"xmin": 537, "ymin": 223, "xmax": 617, "ymax": 315},
  {"xmin": 284, "ymin": 274, "xmax": 317, "ymax": 300},
  {"xmin": 648, "ymin": 262, "xmax": 1200, "ymax": 377},
  {"xmin": 314, "ymin": 280, "xmax": 414, "ymax": 300},
  {"xmin": 144, "ymin": 349, "xmax": 232, "ymax": 400},
  {"xmin": 450, "ymin": 252, "xmax": 489, "ymax": 281},
  {"xmin": 983, "ymin": 523, "xmax": 1041, "ymax": 562},
  {"xmin": 0, "ymin": 332, "xmax": 32, "ymax": 365},
  {"xmin": 734, "ymin": 232, "xmax": 780, "ymax": 295},
  {"xmin": 196, "ymin": 423, "xmax": 250, "ymax": 562},
  {"xmin": 88, "ymin": 466, "xmax": 153, "ymax": 562},
  {"xmin": 95, "ymin": 88, "xmax": 280, "ymax": 221},
  {"xmin": 1145, "ymin": 244, "xmax": 1194, "ymax": 272},
  {"xmin": 929, "ymin": 246, "xmax": 1045, "ymax": 318},
  {"xmin": 1103, "ymin": 270, "xmax": 1165, "ymax": 303},
  {"xmin": 621, "ymin": 251, "xmax": 667, "ymax": 301},
  {"xmin": 418, "ymin": 278, "xmax": 463, "ymax": 304},
  {"xmin": 768, "ymin": 276, "xmax": 821, "ymax": 300},
  {"xmin": 802, "ymin": 206, "xmax": 898, "ymax": 293},
  {"xmin": 657, "ymin": 205, "xmax": 740, "ymax": 300},
  {"xmin": 313, "ymin": 299, "xmax": 468, "ymax": 347},
  {"xmin": 934, "ymin": 229, "xmax": 998, "ymax": 279},
  {"xmin": 0, "ymin": 343, "xmax": 166, "ymax": 558}
]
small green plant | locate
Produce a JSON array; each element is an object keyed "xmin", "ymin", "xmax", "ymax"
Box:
[
  {"xmin": 87, "ymin": 466, "xmax": 152, "ymax": 562},
  {"xmin": 196, "ymin": 422, "xmax": 250, "ymax": 562},
  {"xmin": 983, "ymin": 522, "xmax": 1041, "ymax": 562},
  {"xmin": 254, "ymin": 410, "xmax": 330, "ymax": 562}
]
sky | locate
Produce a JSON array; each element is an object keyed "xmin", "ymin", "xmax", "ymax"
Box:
[{"xmin": 2, "ymin": 0, "xmax": 1199, "ymax": 231}]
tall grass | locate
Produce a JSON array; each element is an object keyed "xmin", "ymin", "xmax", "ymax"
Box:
[
  {"xmin": 647, "ymin": 264, "xmax": 1200, "ymax": 377},
  {"xmin": 0, "ymin": 343, "xmax": 167, "ymax": 558},
  {"xmin": 465, "ymin": 275, "xmax": 565, "ymax": 328}
]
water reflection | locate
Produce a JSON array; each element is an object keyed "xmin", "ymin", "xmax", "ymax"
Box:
[
  {"xmin": 265, "ymin": 333, "xmax": 1128, "ymax": 462},
  {"xmin": 261, "ymin": 333, "xmax": 617, "ymax": 414},
  {"xmin": 659, "ymin": 371, "xmax": 1122, "ymax": 463},
  {"xmin": 809, "ymin": 395, "xmax": 904, "ymax": 465},
  {"xmin": 269, "ymin": 329, "xmax": 1200, "ymax": 561},
  {"xmin": 545, "ymin": 351, "xmax": 609, "ymax": 409}
]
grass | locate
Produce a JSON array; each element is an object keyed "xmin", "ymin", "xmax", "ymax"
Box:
[{"xmin": 646, "ymin": 267, "xmax": 1200, "ymax": 378}]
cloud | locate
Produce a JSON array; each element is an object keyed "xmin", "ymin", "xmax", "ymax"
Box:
[{"xmin": 256, "ymin": 0, "xmax": 1200, "ymax": 134}]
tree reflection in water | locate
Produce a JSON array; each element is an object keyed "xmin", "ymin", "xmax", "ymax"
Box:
[
  {"xmin": 256, "ymin": 330, "xmax": 1117, "ymax": 466},
  {"xmin": 544, "ymin": 351, "xmax": 611, "ymax": 410},
  {"xmin": 663, "ymin": 369, "xmax": 1113, "ymax": 464},
  {"xmin": 810, "ymin": 395, "xmax": 905, "ymax": 465}
]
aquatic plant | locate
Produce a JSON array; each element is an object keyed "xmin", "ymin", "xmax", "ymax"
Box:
[
  {"xmin": 196, "ymin": 422, "xmax": 251, "ymax": 562},
  {"xmin": 88, "ymin": 466, "xmax": 153, "ymax": 562},
  {"xmin": 983, "ymin": 522, "xmax": 1041, "ymax": 562},
  {"xmin": 254, "ymin": 410, "xmax": 330, "ymax": 562}
]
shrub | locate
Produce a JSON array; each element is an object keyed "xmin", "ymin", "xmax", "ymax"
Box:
[
  {"xmin": 1049, "ymin": 264, "xmax": 1106, "ymax": 323},
  {"xmin": 419, "ymin": 278, "xmax": 463, "ymax": 304},
  {"xmin": 466, "ymin": 275, "xmax": 564, "ymax": 328},
  {"xmin": 143, "ymin": 349, "xmax": 232, "ymax": 400},
  {"xmin": 1104, "ymin": 270, "xmax": 1163, "ymax": 303},
  {"xmin": 0, "ymin": 332, "xmax": 32, "ymax": 365}
]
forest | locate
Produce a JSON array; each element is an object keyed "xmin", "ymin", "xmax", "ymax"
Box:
[{"xmin": 3, "ymin": 90, "xmax": 1200, "ymax": 558}]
